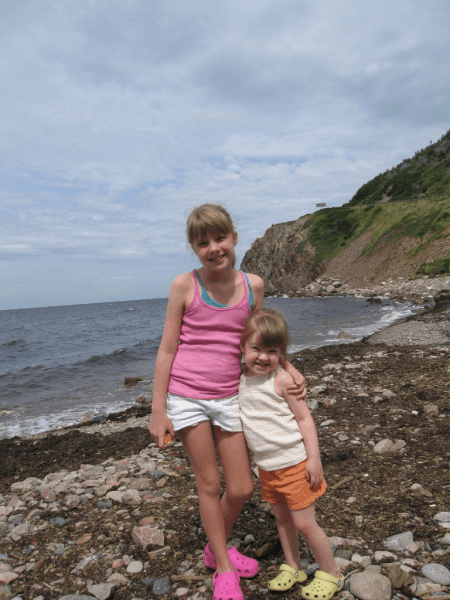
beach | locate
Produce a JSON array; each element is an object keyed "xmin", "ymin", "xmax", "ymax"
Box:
[{"xmin": 0, "ymin": 283, "xmax": 449, "ymax": 600}]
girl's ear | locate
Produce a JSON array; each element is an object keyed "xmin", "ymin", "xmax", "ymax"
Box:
[{"xmin": 233, "ymin": 231, "xmax": 238, "ymax": 245}]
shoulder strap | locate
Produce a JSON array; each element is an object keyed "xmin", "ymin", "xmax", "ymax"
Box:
[{"xmin": 242, "ymin": 271, "xmax": 254, "ymax": 310}]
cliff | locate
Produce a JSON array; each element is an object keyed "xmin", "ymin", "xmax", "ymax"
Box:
[{"xmin": 241, "ymin": 131, "xmax": 450, "ymax": 296}]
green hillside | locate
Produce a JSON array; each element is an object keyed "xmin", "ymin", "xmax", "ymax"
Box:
[
  {"xmin": 302, "ymin": 129, "xmax": 450, "ymax": 274},
  {"xmin": 348, "ymin": 129, "xmax": 450, "ymax": 205}
]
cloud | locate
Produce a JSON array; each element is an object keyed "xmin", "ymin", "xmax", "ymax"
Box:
[{"xmin": 1, "ymin": 0, "xmax": 449, "ymax": 308}]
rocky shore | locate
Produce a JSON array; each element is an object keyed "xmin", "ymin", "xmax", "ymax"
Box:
[
  {"xmin": 290, "ymin": 274, "xmax": 450, "ymax": 306},
  {"xmin": 1, "ymin": 283, "xmax": 449, "ymax": 600}
]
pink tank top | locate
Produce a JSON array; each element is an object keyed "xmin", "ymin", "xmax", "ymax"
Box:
[{"xmin": 168, "ymin": 271, "xmax": 251, "ymax": 399}]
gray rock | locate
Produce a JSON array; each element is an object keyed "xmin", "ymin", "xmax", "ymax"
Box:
[
  {"xmin": 421, "ymin": 562, "xmax": 450, "ymax": 585},
  {"xmin": 384, "ymin": 531, "xmax": 413, "ymax": 551},
  {"xmin": 87, "ymin": 583, "xmax": 116, "ymax": 600},
  {"xmin": 129, "ymin": 478, "xmax": 151, "ymax": 491},
  {"xmin": 0, "ymin": 586, "xmax": 13, "ymax": 600},
  {"xmin": 434, "ymin": 511, "xmax": 450, "ymax": 523},
  {"xmin": 106, "ymin": 573, "xmax": 130, "ymax": 586},
  {"xmin": 121, "ymin": 489, "xmax": 142, "ymax": 505},
  {"xmin": 59, "ymin": 596, "xmax": 96, "ymax": 600},
  {"xmin": 374, "ymin": 439, "xmax": 393, "ymax": 454},
  {"xmin": 437, "ymin": 532, "xmax": 450, "ymax": 545},
  {"xmin": 349, "ymin": 571, "xmax": 391, "ymax": 600},
  {"xmin": 153, "ymin": 576, "xmax": 171, "ymax": 595}
]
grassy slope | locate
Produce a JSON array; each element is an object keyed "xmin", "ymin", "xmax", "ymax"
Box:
[{"xmin": 303, "ymin": 129, "xmax": 450, "ymax": 274}]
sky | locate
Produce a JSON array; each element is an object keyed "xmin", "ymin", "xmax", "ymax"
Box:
[{"xmin": 1, "ymin": 0, "xmax": 449, "ymax": 310}]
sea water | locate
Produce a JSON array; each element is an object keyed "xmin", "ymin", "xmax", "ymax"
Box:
[{"xmin": 0, "ymin": 296, "xmax": 418, "ymax": 439}]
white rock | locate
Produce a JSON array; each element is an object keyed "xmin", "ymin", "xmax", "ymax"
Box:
[
  {"xmin": 127, "ymin": 560, "xmax": 144, "ymax": 574},
  {"xmin": 87, "ymin": 582, "xmax": 117, "ymax": 600},
  {"xmin": 335, "ymin": 557, "xmax": 353, "ymax": 570},
  {"xmin": 107, "ymin": 572, "xmax": 130, "ymax": 586},
  {"xmin": 106, "ymin": 491, "xmax": 124, "ymax": 503},
  {"xmin": 0, "ymin": 571, "xmax": 19, "ymax": 585},
  {"xmin": 349, "ymin": 571, "xmax": 391, "ymax": 600},
  {"xmin": 373, "ymin": 439, "xmax": 393, "ymax": 454},
  {"xmin": 434, "ymin": 511, "xmax": 450, "ymax": 523},
  {"xmin": 437, "ymin": 532, "xmax": 450, "ymax": 545},
  {"xmin": 0, "ymin": 564, "xmax": 13, "ymax": 574},
  {"xmin": 174, "ymin": 588, "xmax": 190, "ymax": 597}
]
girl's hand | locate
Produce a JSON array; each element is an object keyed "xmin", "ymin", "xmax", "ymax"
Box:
[
  {"xmin": 283, "ymin": 361, "xmax": 307, "ymax": 400},
  {"xmin": 305, "ymin": 458, "xmax": 324, "ymax": 490},
  {"xmin": 149, "ymin": 412, "xmax": 175, "ymax": 450}
]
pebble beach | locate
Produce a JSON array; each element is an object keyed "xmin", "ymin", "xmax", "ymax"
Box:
[{"xmin": 1, "ymin": 278, "xmax": 450, "ymax": 600}]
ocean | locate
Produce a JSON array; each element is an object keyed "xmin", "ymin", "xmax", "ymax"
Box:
[{"xmin": 0, "ymin": 296, "xmax": 419, "ymax": 440}]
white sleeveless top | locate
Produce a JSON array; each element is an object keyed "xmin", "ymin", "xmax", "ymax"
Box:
[{"xmin": 239, "ymin": 366, "xmax": 307, "ymax": 471}]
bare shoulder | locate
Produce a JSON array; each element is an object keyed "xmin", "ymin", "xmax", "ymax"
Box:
[
  {"xmin": 246, "ymin": 272, "xmax": 264, "ymax": 290},
  {"xmin": 245, "ymin": 273, "xmax": 264, "ymax": 308},
  {"xmin": 169, "ymin": 271, "xmax": 195, "ymax": 306},
  {"xmin": 171, "ymin": 271, "xmax": 194, "ymax": 290}
]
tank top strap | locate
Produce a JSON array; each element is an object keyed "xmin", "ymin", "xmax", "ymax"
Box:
[
  {"xmin": 193, "ymin": 269, "xmax": 253, "ymax": 309},
  {"xmin": 193, "ymin": 270, "xmax": 230, "ymax": 308},
  {"xmin": 241, "ymin": 271, "xmax": 254, "ymax": 310}
]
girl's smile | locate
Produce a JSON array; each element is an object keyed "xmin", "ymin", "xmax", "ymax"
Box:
[
  {"xmin": 193, "ymin": 230, "xmax": 237, "ymax": 272},
  {"xmin": 242, "ymin": 332, "xmax": 282, "ymax": 377}
]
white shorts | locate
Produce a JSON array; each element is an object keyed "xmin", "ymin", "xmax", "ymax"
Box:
[{"xmin": 166, "ymin": 393, "xmax": 243, "ymax": 433}]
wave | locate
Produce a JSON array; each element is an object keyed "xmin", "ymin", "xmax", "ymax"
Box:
[
  {"xmin": 1, "ymin": 338, "xmax": 160, "ymax": 380},
  {"xmin": 1, "ymin": 339, "xmax": 26, "ymax": 348}
]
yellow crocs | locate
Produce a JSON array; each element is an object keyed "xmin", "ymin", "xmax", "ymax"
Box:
[
  {"xmin": 268, "ymin": 563, "xmax": 307, "ymax": 592},
  {"xmin": 301, "ymin": 570, "xmax": 344, "ymax": 600}
]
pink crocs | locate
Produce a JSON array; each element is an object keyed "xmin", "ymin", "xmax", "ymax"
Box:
[
  {"xmin": 213, "ymin": 570, "xmax": 244, "ymax": 600},
  {"xmin": 204, "ymin": 543, "xmax": 259, "ymax": 578}
]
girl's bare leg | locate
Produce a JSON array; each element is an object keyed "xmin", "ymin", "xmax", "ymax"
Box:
[
  {"xmin": 214, "ymin": 428, "xmax": 254, "ymax": 539},
  {"xmin": 178, "ymin": 421, "xmax": 234, "ymax": 574},
  {"xmin": 270, "ymin": 502, "xmax": 301, "ymax": 570},
  {"xmin": 290, "ymin": 503, "xmax": 339, "ymax": 577}
]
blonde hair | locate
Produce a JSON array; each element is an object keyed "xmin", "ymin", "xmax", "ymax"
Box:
[
  {"xmin": 186, "ymin": 203, "xmax": 236, "ymax": 247},
  {"xmin": 240, "ymin": 308, "xmax": 290, "ymax": 359}
]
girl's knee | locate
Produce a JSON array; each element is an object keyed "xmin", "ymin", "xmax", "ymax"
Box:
[
  {"xmin": 196, "ymin": 473, "xmax": 222, "ymax": 498},
  {"xmin": 228, "ymin": 479, "xmax": 254, "ymax": 503}
]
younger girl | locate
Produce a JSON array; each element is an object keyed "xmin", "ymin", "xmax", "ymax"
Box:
[
  {"xmin": 239, "ymin": 308, "xmax": 344, "ymax": 600},
  {"xmin": 149, "ymin": 204, "xmax": 305, "ymax": 600}
]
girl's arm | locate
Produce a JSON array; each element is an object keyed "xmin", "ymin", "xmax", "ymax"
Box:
[
  {"xmin": 276, "ymin": 371, "xmax": 324, "ymax": 489},
  {"xmin": 149, "ymin": 274, "xmax": 190, "ymax": 449},
  {"xmin": 281, "ymin": 359, "xmax": 307, "ymax": 400}
]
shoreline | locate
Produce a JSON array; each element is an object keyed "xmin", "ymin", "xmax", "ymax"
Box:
[
  {"xmin": 2, "ymin": 282, "xmax": 449, "ymax": 444},
  {"xmin": 1, "ymin": 285, "xmax": 449, "ymax": 599}
]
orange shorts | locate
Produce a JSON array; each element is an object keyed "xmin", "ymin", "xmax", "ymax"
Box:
[{"xmin": 259, "ymin": 460, "xmax": 327, "ymax": 510}]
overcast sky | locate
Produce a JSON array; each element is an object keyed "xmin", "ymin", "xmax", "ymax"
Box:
[{"xmin": 1, "ymin": 0, "xmax": 449, "ymax": 310}]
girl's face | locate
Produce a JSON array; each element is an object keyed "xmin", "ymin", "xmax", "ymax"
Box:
[
  {"xmin": 242, "ymin": 332, "xmax": 282, "ymax": 377},
  {"xmin": 192, "ymin": 229, "xmax": 237, "ymax": 272}
]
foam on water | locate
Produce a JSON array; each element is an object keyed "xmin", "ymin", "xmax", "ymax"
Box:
[{"xmin": 0, "ymin": 296, "xmax": 422, "ymax": 439}]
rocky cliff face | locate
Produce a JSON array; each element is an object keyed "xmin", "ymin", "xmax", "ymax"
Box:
[
  {"xmin": 240, "ymin": 213, "xmax": 450, "ymax": 296},
  {"xmin": 240, "ymin": 215, "xmax": 326, "ymax": 295}
]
